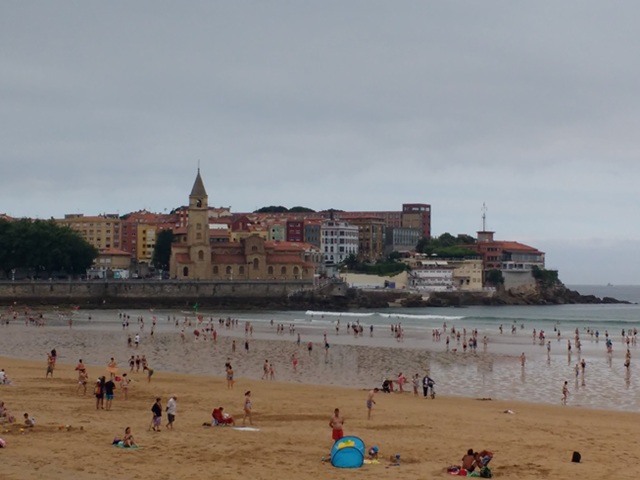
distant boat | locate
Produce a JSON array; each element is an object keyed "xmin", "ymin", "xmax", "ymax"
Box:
[{"xmin": 607, "ymin": 283, "xmax": 614, "ymax": 287}]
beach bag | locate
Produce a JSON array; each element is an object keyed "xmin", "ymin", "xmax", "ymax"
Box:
[
  {"xmin": 572, "ymin": 451, "xmax": 581, "ymax": 463},
  {"xmin": 480, "ymin": 466, "xmax": 492, "ymax": 478}
]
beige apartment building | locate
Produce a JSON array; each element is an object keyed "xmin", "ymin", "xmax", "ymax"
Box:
[{"xmin": 57, "ymin": 214, "xmax": 122, "ymax": 250}]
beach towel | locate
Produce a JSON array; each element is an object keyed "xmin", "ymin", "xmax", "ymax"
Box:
[
  {"xmin": 232, "ymin": 427, "xmax": 260, "ymax": 432},
  {"xmin": 112, "ymin": 441, "xmax": 141, "ymax": 449}
]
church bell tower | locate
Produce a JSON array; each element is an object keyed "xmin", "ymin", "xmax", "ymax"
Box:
[{"xmin": 187, "ymin": 168, "xmax": 211, "ymax": 279}]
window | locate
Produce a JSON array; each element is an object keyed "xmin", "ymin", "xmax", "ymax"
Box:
[
  {"xmin": 239, "ymin": 266, "xmax": 245, "ymax": 275},
  {"xmin": 183, "ymin": 267, "xmax": 189, "ymax": 277},
  {"xmin": 226, "ymin": 266, "xmax": 232, "ymax": 275},
  {"xmin": 253, "ymin": 258, "xmax": 259, "ymax": 270},
  {"xmin": 293, "ymin": 266, "xmax": 299, "ymax": 276},
  {"xmin": 252, "ymin": 245, "xmax": 258, "ymax": 252},
  {"xmin": 198, "ymin": 250, "xmax": 204, "ymax": 261},
  {"xmin": 213, "ymin": 266, "xmax": 219, "ymax": 274},
  {"xmin": 281, "ymin": 266, "xmax": 287, "ymax": 275},
  {"xmin": 268, "ymin": 266, "xmax": 274, "ymax": 275}
]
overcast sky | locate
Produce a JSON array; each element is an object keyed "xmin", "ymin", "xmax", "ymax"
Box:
[{"xmin": 1, "ymin": 2, "xmax": 639, "ymax": 284}]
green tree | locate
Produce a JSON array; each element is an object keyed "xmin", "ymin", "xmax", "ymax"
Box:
[
  {"xmin": 289, "ymin": 206, "xmax": 315, "ymax": 212},
  {"xmin": 152, "ymin": 229, "xmax": 174, "ymax": 270},
  {"xmin": 485, "ymin": 269, "xmax": 504, "ymax": 286},
  {"xmin": 254, "ymin": 206, "xmax": 289, "ymax": 213},
  {"xmin": 0, "ymin": 219, "xmax": 97, "ymax": 277}
]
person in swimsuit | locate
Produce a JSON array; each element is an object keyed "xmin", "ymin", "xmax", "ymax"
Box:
[
  {"xmin": 243, "ymin": 391, "xmax": 253, "ymax": 426},
  {"xmin": 122, "ymin": 426, "xmax": 137, "ymax": 447},
  {"xmin": 366, "ymin": 388, "xmax": 379, "ymax": 420},
  {"xmin": 226, "ymin": 366, "xmax": 234, "ymax": 389},
  {"xmin": 329, "ymin": 408, "xmax": 344, "ymax": 442}
]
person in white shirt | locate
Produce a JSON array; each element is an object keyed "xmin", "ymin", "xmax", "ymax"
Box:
[{"xmin": 166, "ymin": 396, "xmax": 177, "ymax": 429}]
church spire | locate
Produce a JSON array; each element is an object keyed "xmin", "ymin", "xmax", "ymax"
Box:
[{"xmin": 190, "ymin": 168, "xmax": 207, "ymax": 198}]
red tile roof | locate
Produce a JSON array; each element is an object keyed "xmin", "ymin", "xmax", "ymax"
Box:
[
  {"xmin": 494, "ymin": 241, "xmax": 543, "ymax": 253},
  {"xmin": 213, "ymin": 254, "xmax": 246, "ymax": 264},
  {"xmin": 268, "ymin": 255, "xmax": 304, "ymax": 264},
  {"xmin": 175, "ymin": 253, "xmax": 192, "ymax": 264}
]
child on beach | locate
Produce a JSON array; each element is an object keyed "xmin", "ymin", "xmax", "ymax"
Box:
[
  {"xmin": 562, "ymin": 381, "xmax": 569, "ymax": 405},
  {"xmin": 243, "ymin": 391, "xmax": 253, "ymax": 426},
  {"xmin": 366, "ymin": 388, "xmax": 379, "ymax": 420},
  {"xmin": 23, "ymin": 413, "xmax": 35, "ymax": 427}
]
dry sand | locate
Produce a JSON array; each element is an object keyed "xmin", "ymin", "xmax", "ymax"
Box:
[{"xmin": 0, "ymin": 356, "xmax": 639, "ymax": 480}]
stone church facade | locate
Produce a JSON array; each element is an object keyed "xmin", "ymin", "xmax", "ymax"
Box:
[{"xmin": 170, "ymin": 171, "xmax": 319, "ymax": 281}]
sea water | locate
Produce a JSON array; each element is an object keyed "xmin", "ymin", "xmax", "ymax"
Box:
[{"xmin": 1, "ymin": 285, "xmax": 639, "ymax": 411}]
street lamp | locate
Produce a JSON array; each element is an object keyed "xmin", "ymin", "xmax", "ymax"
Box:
[{"xmin": 11, "ymin": 269, "xmax": 15, "ymax": 282}]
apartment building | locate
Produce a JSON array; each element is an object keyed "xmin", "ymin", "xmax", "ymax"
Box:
[{"xmin": 57, "ymin": 214, "xmax": 121, "ymax": 250}]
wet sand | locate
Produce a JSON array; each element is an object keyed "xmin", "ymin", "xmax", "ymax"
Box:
[{"xmin": 0, "ymin": 306, "xmax": 637, "ymax": 411}]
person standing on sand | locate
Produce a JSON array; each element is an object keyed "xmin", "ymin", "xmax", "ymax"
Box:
[
  {"xmin": 243, "ymin": 391, "xmax": 253, "ymax": 426},
  {"xmin": 329, "ymin": 408, "xmax": 344, "ymax": 442},
  {"xmin": 262, "ymin": 359, "xmax": 269, "ymax": 380},
  {"xmin": 46, "ymin": 352, "xmax": 55, "ymax": 378},
  {"xmin": 150, "ymin": 397, "xmax": 162, "ymax": 432},
  {"xmin": 226, "ymin": 365, "xmax": 234, "ymax": 389},
  {"xmin": 166, "ymin": 396, "xmax": 177, "ymax": 429},
  {"xmin": 104, "ymin": 377, "xmax": 115, "ymax": 411},
  {"xmin": 120, "ymin": 373, "xmax": 130, "ymax": 400},
  {"xmin": 308, "ymin": 341, "xmax": 313, "ymax": 356},
  {"xmin": 144, "ymin": 365, "xmax": 154, "ymax": 382},
  {"xmin": 562, "ymin": 381, "xmax": 569, "ymax": 405},
  {"xmin": 366, "ymin": 388, "xmax": 379, "ymax": 420},
  {"xmin": 521, "ymin": 352, "xmax": 526, "ymax": 367},
  {"xmin": 412, "ymin": 374, "xmax": 420, "ymax": 397},
  {"xmin": 291, "ymin": 353, "xmax": 298, "ymax": 372},
  {"xmin": 232, "ymin": 340, "xmax": 236, "ymax": 353}
]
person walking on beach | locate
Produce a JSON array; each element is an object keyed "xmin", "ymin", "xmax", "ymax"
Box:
[
  {"xmin": 243, "ymin": 391, "xmax": 253, "ymax": 426},
  {"xmin": 262, "ymin": 359, "xmax": 269, "ymax": 380},
  {"xmin": 226, "ymin": 365, "xmax": 234, "ymax": 389},
  {"xmin": 46, "ymin": 352, "xmax": 55, "ymax": 378},
  {"xmin": 291, "ymin": 353, "xmax": 298, "ymax": 372},
  {"xmin": 412, "ymin": 373, "xmax": 420, "ymax": 397},
  {"xmin": 329, "ymin": 408, "xmax": 344, "ymax": 442},
  {"xmin": 150, "ymin": 397, "xmax": 162, "ymax": 432},
  {"xmin": 95, "ymin": 377, "xmax": 105, "ymax": 410},
  {"xmin": 366, "ymin": 388, "xmax": 379, "ymax": 420},
  {"xmin": 562, "ymin": 381, "xmax": 569, "ymax": 405},
  {"xmin": 104, "ymin": 377, "xmax": 115, "ymax": 411},
  {"xmin": 120, "ymin": 373, "xmax": 130, "ymax": 400},
  {"xmin": 520, "ymin": 352, "xmax": 526, "ymax": 367},
  {"xmin": 134, "ymin": 333, "xmax": 140, "ymax": 348},
  {"xmin": 166, "ymin": 396, "xmax": 177, "ymax": 430}
]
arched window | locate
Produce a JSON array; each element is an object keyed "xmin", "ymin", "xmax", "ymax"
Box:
[
  {"xmin": 251, "ymin": 245, "xmax": 258, "ymax": 252},
  {"xmin": 213, "ymin": 266, "xmax": 219, "ymax": 275},
  {"xmin": 268, "ymin": 266, "xmax": 274, "ymax": 275},
  {"xmin": 253, "ymin": 258, "xmax": 259, "ymax": 270},
  {"xmin": 239, "ymin": 266, "xmax": 245, "ymax": 275},
  {"xmin": 198, "ymin": 250, "xmax": 204, "ymax": 261},
  {"xmin": 226, "ymin": 266, "xmax": 232, "ymax": 275},
  {"xmin": 293, "ymin": 266, "xmax": 300, "ymax": 276},
  {"xmin": 281, "ymin": 266, "xmax": 287, "ymax": 275},
  {"xmin": 182, "ymin": 267, "xmax": 189, "ymax": 277},
  {"xmin": 196, "ymin": 223, "xmax": 202, "ymax": 230}
]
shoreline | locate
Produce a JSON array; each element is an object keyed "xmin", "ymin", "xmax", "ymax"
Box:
[{"xmin": 0, "ymin": 306, "xmax": 638, "ymax": 413}]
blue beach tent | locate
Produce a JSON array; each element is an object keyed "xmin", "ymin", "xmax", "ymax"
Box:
[{"xmin": 331, "ymin": 436, "xmax": 365, "ymax": 468}]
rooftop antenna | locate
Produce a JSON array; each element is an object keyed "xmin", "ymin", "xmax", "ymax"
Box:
[
  {"xmin": 481, "ymin": 202, "xmax": 488, "ymax": 231},
  {"xmin": 197, "ymin": 159, "xmax": 200, "ymax": 172}
]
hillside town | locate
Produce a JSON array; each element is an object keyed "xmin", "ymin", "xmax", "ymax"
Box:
[{"xmin": 1, "ymin": 170, "xmax": 546, "ymax": 292}]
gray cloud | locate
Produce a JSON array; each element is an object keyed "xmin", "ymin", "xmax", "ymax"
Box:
[{"xmin": 1, "ymin": 1, "xmax": 639, "ymax": 282}]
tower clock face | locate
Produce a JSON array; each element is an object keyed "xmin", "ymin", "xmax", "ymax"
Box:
[{"xmin": 196, "ymin": 199, "xmax": 202, "ymax": 208}]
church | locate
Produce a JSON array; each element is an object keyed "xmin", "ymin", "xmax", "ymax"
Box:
[{"xmin": 169, "ymin": 170, "xmax": 320, "ymax": 281}]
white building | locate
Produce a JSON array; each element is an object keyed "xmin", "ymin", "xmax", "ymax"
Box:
[
  {"xmin": 320, "ymin": 220, "xmax": 359, "ymax": 269},
  {"xmin": 408, "ymin": 261, "xmax": 455, "ymax": 291}
]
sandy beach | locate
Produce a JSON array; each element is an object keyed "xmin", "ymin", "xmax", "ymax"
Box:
[{"xmin": 0, "ymin": 353, "xmax": 639, "ymax": 480}]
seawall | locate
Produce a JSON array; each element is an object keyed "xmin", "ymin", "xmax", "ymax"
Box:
[{"xmin": 0, "ymin": 280, "xmax": 316, "ymax": 309}]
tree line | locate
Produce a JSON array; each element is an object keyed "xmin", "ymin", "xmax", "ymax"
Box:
[{"xmin": 0, "ymin": 219, "xmax": 98, "ymax": 278}]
